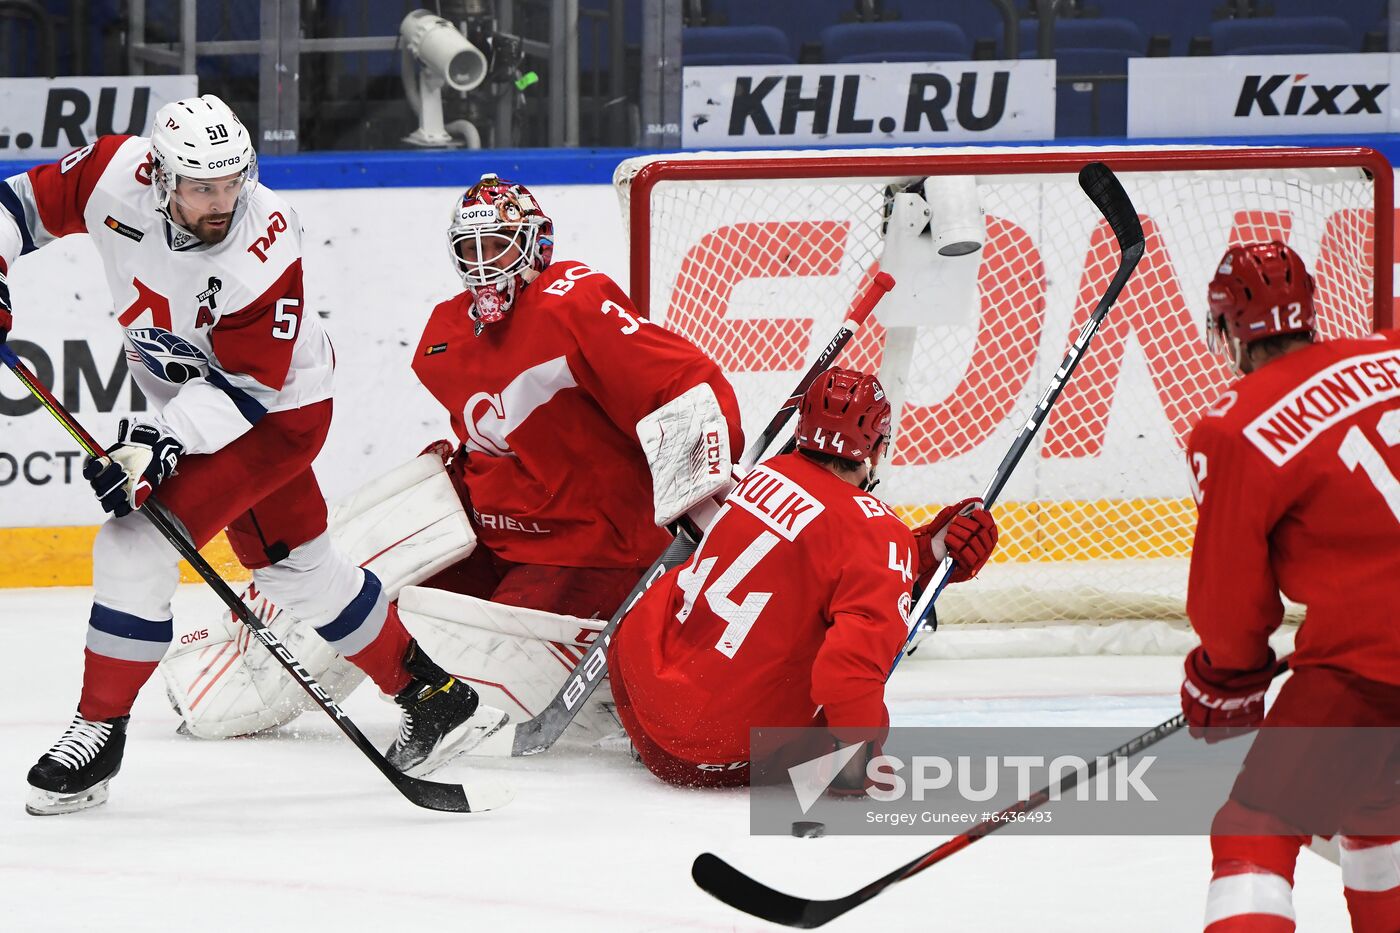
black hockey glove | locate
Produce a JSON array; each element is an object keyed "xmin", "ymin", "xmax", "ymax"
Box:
[{"xmin": 84, "ymin": 419, "xmax": 184, "ymax": 517}]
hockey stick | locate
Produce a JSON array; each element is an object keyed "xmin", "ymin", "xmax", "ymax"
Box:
[
  {"xmin": 695, "ymin": 655, "xmax": 1294, "ymax": 928},
  {"xmin": 889, "ymin": 161, "xmax": 1145, "ymax": 675},
  {"xmin": 739, "ymin": 272, "xmax": 895, "ymax": 471},
  {"xmin": 0, "ymin": 343, "xmax": 510, "ymax": 814},
  {"xmin": 468, "ymin": 271, "xmax": 896, "ymax": 758}
]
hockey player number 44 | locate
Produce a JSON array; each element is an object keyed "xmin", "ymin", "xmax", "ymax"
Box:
[
  {"xmin": 675, "ymin": 518, "xmax": 779, "ymax": 659},
  {"xmin": 1338, "ymin": 407, "xmax": 1400, "ymax": 523}
]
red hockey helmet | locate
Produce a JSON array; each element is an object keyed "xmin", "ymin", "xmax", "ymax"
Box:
[
  {"xmin": 1206, "ymin": 241, "xmax": 1316, "ymax": 361},
  {"xmin": 795, "ymin": 367, "xmax": 892, "ymax": 463}
]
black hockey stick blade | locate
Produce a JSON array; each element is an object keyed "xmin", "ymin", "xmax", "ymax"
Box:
[
  {"xmin": 694, "ymin": 657, "xmax": 1296, "ymax": 927},
  {"xmin": 1078, "ymin": 162, "xmax": 1145, "ymax": 254},
  {"xmin": 392, "ymin": 771, "xmax": 514, "ymax": 813},
  {"xmin": 692, "ymin": 852, "xmax": 900, "ymax": 929}
]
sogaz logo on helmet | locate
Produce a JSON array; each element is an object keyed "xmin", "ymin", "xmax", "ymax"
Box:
[
  {"xmin": 205, "ymin": 155, "xmax": 242, "ymax": 170},
  {"xmin": 459, "ymin": 205, "xmax": 498, "ymax": 222}
]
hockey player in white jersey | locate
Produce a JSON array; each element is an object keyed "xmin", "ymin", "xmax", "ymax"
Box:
[{"xmin": 0, "ymin": 95, "xmax": 503, "ymax": 815}]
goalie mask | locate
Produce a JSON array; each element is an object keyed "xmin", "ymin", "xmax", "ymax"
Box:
[
  {"xmin": 796, "ymin": 367, "xmax": 892, "ymax": 491},
  {"xmin": 1206, "ymin": 241, "xmax": 1316, "ymax": 373},
  {"xmin": 149, "ymin": 95, "xmax": 258, "ymax": 240},
  {"xmin": 448, "ymin": 174, "xmax": 554, "ymax": 333}
]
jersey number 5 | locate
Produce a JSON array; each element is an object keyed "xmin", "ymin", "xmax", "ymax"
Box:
[
  {"xmin": 271, "ymin": 298, "xmax": 299, "ymax": 340},
  {"xmin": 676, "ymin": 525, "xmax": 778, "ymax": 659},
  {"xmin": 1338, "ymin": 408, "xmax": 1400, "ymax": 523}
]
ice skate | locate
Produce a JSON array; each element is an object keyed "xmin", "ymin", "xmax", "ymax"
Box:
[
  {"xmin": 386, "ymin": 641, "xmax": 507, "ymax": 777},
  {"xmin": 26, "ymin": 713, "xmax": 129, "ymax": 816}
]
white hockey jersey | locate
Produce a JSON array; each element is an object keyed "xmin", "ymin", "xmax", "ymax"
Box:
[{"xmin": 0, "ymin": 135, "xmax": 333, "ymax": 454}]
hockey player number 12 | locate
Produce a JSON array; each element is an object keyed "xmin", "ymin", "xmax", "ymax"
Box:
[
  {"xmin": 1338, "ymin": 407, "xmax": 1400, "ymax": 523},
  {"xmin": 675, "ymin": 525, "xmax": 779, "ymax": 659}
]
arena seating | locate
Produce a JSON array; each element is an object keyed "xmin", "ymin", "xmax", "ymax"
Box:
[
  {"xmin": 1208, "ymin": 15, "xmax": 1357, "ymax": 55},
  {"xmin": 820, "ymin": 21, "xmax": 973, "ymax": 64},
  {"xmin": 681, "ymin": 25, "xmax": 795, "ymax": 66}
]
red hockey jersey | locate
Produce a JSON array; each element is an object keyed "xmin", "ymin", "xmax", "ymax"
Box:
[
  {"xmin": 609, "ymin": 452, "xmax": 916, "ymax": 764},
  {"xmin": 0, "ymin": 136, "xmax": 333, "ymax": 454},
  {"xmin": 1186, "ymin": 330, "xmax": 1400, "ymax": 684},
  {"xmin": 412, "ymin": 260, "xmax": 742, "ymax": 569}
]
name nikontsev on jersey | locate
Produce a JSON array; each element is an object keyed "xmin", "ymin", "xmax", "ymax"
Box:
[{"xmin": 1244, "ymin": 347, "xmax": 1400, "ymax": 466}]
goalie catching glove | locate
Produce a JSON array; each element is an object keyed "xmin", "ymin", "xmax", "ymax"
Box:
[
  {"xmin": 84, "ymin": 419, "xmax": 183, "ymax": 516},
  {"xmin": 1181, "ymin": 646, "xmax": 1278, "ymax": 743},
  {"xmin": 913, "ymin": 497, "xmax": 998, "ymax": 590}
]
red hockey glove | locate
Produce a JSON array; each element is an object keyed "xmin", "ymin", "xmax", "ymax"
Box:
[
  {"xmin": 1181, "ymin": 646, "xmax": 1278, "ymax": 743},
  {"xmin": 82, "ymin": 419, "xmax": 183, "ymax": 517},
  {"xmin": 913, "ymin": 497, "xmax": 998, "ymax": 589}
]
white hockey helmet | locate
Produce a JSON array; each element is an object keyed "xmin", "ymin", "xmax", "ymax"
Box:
[
  {"xmin": 447, "ymin": 174, "xmax": 554, "ymax": 330},
  {"xmin": 149, "ymin": 94, "xmax": 258, "ymax": 215}
]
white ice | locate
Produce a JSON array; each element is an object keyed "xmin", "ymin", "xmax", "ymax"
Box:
[{"xmin": 0, "ymin": 586, "xmax": 1350, "ymax": 932}]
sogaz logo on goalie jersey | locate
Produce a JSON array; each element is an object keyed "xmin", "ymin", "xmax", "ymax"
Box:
[{"xmin": 681, "ymin": 60, "xmax": 1055, "ymax": 147}]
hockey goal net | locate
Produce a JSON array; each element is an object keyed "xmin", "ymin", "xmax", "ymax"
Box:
[{"xmin": 615, "ymin": 146, "xmax": 1392, "ymax": 641}]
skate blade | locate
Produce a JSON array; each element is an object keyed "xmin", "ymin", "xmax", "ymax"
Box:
[
  {"xmin": 25, "ymin": 778, "xmax": 113, "ymax": 816},
  {"xmin": 404, "ymin": 705, "xmax": 510, "ymax": 779}
]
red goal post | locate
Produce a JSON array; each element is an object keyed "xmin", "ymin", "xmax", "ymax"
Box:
[{"xmin": 615, "ymin": 146, "xmax": 1392, "ymax": 635}]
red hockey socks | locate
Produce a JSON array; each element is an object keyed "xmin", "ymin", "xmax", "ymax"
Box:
[
  {"xmin": 344, "ymin": 602, "xmax": 414, "ymax": 696},
  {"xmin": 1341, "ymin": 837, "xmax": 1400, "ymax": 933},
  {"xmin": 1203, "ymin": 864, "xmax": 1296, "ymax": 932},
  {"xmin": 78, "ymin": 650, "xmax": 160, "ymax": 722}
]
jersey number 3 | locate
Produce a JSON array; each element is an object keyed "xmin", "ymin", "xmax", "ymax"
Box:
[
  {"xmin": 676, "ymin": 525, "xmax": 778, "ymax": 659},
  {"xmin": 1338, "ymin": 408, "xmax": 1400, "ymax": 523}
]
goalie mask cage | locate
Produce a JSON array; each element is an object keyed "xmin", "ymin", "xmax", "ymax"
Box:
[{"xmin": 615, "ymin": 146, "xmax": 1392, "ymax": 634}]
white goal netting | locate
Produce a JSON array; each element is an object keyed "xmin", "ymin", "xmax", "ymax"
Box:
[{"xmin": 616, "ymin": 146, "xmax": 1389, "ymax": 643}]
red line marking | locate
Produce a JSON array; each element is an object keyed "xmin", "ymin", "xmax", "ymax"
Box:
[
  {"xmin": 458, "ymin": 675, "xmax": 533, "ymax": 717},
  {"xmin": 189, "ymin": 643, "xmax": 244, "ymax": 711},
  {"xmin": 185, "ymin": 638, "xmax": 235, "ymax": 694}
]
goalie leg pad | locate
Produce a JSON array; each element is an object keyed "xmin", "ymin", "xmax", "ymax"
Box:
[
  {"xmin": 398, "ymin": 585, "xmax": 620, "ymax": 745},
  {"xmin": 160, "ymin": 451, "xmax": 476, "ymax": 739}
]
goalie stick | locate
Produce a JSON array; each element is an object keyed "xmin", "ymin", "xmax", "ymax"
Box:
[
  {"xmin": 692, "ymin": 656, "xmax": 1293, "ymax": 928},
  {"xmin": 890, "ymin": 161, "xmax": 1146, "ymax": 675},
  {"xmin": 0, "ymin": 343, "xmax": 510, "ymax": 815},
  {"xmin": 691, "ymin": 162, "xmax": 1151, "ymax": 924},
  {"xmin": 468, "ymin": 271, "xmax": 896, "ymax": 758}
]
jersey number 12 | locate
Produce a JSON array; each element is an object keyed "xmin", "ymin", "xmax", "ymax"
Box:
[{"xmin": 1338, "ymin": 407, "xmax": 1400, "ymax": 523}]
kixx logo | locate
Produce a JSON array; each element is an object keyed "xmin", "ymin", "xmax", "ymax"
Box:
[{"xmin": 1234, "ymin": 74, "xmax": 1388, "ymax": 117}]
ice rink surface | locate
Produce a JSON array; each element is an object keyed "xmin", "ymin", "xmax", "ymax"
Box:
[{"xmin": 0, "ymin": 586, "xmax": 1350, "ymax": 932}]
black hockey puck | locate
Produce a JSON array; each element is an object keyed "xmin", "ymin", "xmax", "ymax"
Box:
[{"xmin": 791, "ymin": 820, "xmax": 825, "ymax": 838}]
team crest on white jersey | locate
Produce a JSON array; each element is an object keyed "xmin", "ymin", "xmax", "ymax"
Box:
[{"xmin": 127, "ymin": 327, "xmax": 209, "ymax": 384}]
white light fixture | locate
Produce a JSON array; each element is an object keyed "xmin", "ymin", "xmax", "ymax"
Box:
[
  {"xmin": 401, "ymin": 9, "xmax": 489, "ymax": 148},
  {"xmin": 878, "ymin": 175, "xmax": 986, "ymax": 327}
]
